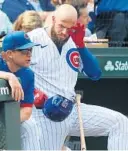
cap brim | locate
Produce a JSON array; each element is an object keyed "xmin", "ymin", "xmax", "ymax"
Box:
[{"xmin": 16, "ymin": 42, "xmax": 40, "ymax": 50}]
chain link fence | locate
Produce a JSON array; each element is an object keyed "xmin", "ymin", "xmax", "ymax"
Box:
[
  {"xmin": 93, "ymin": 11, "xmax": 128, "ymax": 47},
  {"xmin": 0, "ymin": 120, "xmax": 6, "ymax": 149}
]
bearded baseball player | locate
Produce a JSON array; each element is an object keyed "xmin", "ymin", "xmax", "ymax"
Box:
[{"xmin": 28, "ymin": 4, "xmax": 128, "ymax": 150}]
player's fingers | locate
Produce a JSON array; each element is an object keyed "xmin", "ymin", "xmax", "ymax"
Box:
[
  {"xmin": 17, "ymin": 89, "xmax": 21, "ymax": 102},
  {"xmin": 13, "ymin": 88, "xmax": 19, "ymax": 101},
  {"xmin": 68, "ymin": 27, "xmax": 76, "ymax": 35},
  {"xmin": 12, "ymin": 87, "xmax": 22, "ymax": 101},
  {"xmin": 16, "ymin": 88, "xmax": 23, "ymax": 101},
  {"xmin": 21, "ymin": 88, "xmax": 24, "ymax": 101},
  {"xmin": 81, "ymin": 24, "xmax": 85, "ymax": 29},
  {"xmin": 77, "ymin": 22, "xmax": 81, "ymax": 27},
  {"xmin": 11, "ymin": 87, "xmax": 15, "ymax": 100},
  {"xmin": 17, "ymin": 82, "xmax": 24, "ymax": 100},
  {"xmin": 68, "ymin": 30, "xmax": 72, "ymax": 36}
]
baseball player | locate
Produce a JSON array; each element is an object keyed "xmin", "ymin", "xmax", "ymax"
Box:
[
  {"xmin": 28, "ymin": 4, "xmax": 128, "ymax": 150},
  {"xmin": 0, "ymin": 31, "xmax": 41, "ymax": 150}
]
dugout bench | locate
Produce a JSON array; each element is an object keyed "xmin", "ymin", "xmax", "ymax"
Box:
[{"xmin": 0, "ymin": 47, "xmax": 128, "ymax": 150}]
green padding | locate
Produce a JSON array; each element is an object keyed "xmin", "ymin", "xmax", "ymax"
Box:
[
  {"xmin": 79, "ymin": 47, "xmax": 128, "ymax": 78},
  {"xmin": 0, "ymin": 79, "xmax": 12, "ymax": 102}
]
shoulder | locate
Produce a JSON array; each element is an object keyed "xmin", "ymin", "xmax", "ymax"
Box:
[
  {"xmin": 0, "ymin": 56, "xmax": 5, "ymax": 70},
  {"xmin": 27, "ymin": 28, "xmax": 45, "ymax": 38},
  {"xmin": 27, "ymin": 28, "xmax": 48, "ymax": 47},
  {"xmin": 18, "ymin": 67, "xmax": 34, "ymax": 79},
  {"xmin": 44, "ymin": 12, "xmax": 53, "ymax": 27},
  {"xmin": 17, "ymin": 67, "xmax": 34, "ymax": 88},
  {"xmin": 23, "ymin": 67, "xmax": 34, "ymax": 76},
  {"xmin": 27, "ymin": 28, "xmax": 46, "ymax": 43}
]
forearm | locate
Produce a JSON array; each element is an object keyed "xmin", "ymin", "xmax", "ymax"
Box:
[
  {"xmin": 20, "ymin": 107, "xmax": 32, "ymax": 122},
  {"xmin": 0, "ymin": 71, "xmax": 14, "ymax": 80},
  {"xmin": 78, "ymin": 47, "xmax": 102, "ymax": 80}
]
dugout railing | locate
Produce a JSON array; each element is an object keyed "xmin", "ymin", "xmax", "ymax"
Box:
[{"xmin": 0, "ymin": 79, "xmax": 21, "ymax": 150}]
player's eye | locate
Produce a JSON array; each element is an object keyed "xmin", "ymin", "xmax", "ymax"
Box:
[
  {"xmin": 16, "ymin": 48, "xmax": 32, "ymax": 55},
  {"xmin": 59, "ymin": 24, "xmax": 65, "ymax": 29}
]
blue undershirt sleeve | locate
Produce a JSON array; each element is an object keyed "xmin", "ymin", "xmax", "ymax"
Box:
[{"xmin": 78, "ymin": 47, "xmax": 102, "ymax": 80}]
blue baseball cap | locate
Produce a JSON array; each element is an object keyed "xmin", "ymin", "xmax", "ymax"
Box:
[{"xmin": 2, "ymin": 31, "xmax": 39, "ymax": 51}]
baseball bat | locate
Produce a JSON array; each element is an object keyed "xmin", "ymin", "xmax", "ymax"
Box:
[{"xmin": 76, "ymin": 94, "xmax": 86, "ymax": 151}]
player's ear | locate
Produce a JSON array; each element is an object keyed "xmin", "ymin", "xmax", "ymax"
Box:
[{"xmin": 6, "ymin": 50, "xmax": 13, "ymax": 60}]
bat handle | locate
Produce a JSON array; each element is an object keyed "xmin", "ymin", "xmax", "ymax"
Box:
[
  {"xmin": 76, "ymin": 94, "xmax": 81, "ymax": 104},
  {"xmin": 76, "ymin": 94, "xmax": 86, "ymax": 151}
]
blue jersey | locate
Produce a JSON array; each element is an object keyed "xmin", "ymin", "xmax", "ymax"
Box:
[
  {"xmin": 1, "ymin": 0, "xmax": 35, "ymax": 23},
  {"xmin": 97, "ymin": 0, "xmax": 128, "ymax": 14},
  {"xmin": 0, "ymin": 57, "xmax": 34, "ymax": 107}
]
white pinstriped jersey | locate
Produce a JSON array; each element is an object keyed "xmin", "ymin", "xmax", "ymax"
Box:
[
  {"xmin": 28, "ymin": 28, "xmax": 80, "ymax": 100},
  {"xmin": 27, "ymin": 28, "xmax": 128, "ymax": 151}
]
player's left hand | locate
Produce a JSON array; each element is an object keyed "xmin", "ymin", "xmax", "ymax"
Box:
[
  {"xmin": 68, "ymin": 22, "xmax": 85, "ymax": 48},
  {"xmin": 8, "ymin": 73, "xmax": 24, "ymax": 101}
]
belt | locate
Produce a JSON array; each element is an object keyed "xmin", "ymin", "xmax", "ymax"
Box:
[{"xmin": 36, "ymin": 106, "xmax": 42, "ymax": 109}]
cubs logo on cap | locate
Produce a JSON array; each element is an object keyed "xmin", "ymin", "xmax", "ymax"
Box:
[
  {"xmin": 24, "ymin": 33, "xmax": 30, "ymax": 40},
  {"xmin": 66, "ymin": 48, "xmax": 80, "ymax": 72}
]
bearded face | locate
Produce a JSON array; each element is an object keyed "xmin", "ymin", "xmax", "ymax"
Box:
[{"xmin": 51, "ymin": 25, "xmax": 69, "ymax": 48}]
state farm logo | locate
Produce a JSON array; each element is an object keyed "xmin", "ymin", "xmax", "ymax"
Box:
[
  {"xmin": 0, "ymin": 87, "xmax": 9, "ymax": 95},
  {"xmin": 104, "ymin": 60, "xmax": 128, "ymax": 71},
  {"xmin": 104, "ymin": 61, "xmax": 114, "ymax": 71}
]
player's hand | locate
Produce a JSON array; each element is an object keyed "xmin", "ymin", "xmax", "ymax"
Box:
[
  {"xmin": 34, "ymin": 89, "xmax": 48, "ymax": 107},
  {"xmin": 8, "ymin": 73, "xmax": 24, "ymax": 101},
  {"xmin": 68, "ymin": 22, "xmax": 85, "ymax": 48}
]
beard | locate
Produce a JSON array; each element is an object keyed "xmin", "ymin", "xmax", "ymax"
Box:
[{"xmin": 51, "ymin": 25, "xmax": 69, "ymax": 49}]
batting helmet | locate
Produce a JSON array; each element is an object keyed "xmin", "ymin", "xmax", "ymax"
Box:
[{"xmin": 43, "ymin": 95, "xmax": 74, "ymax": 122}]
